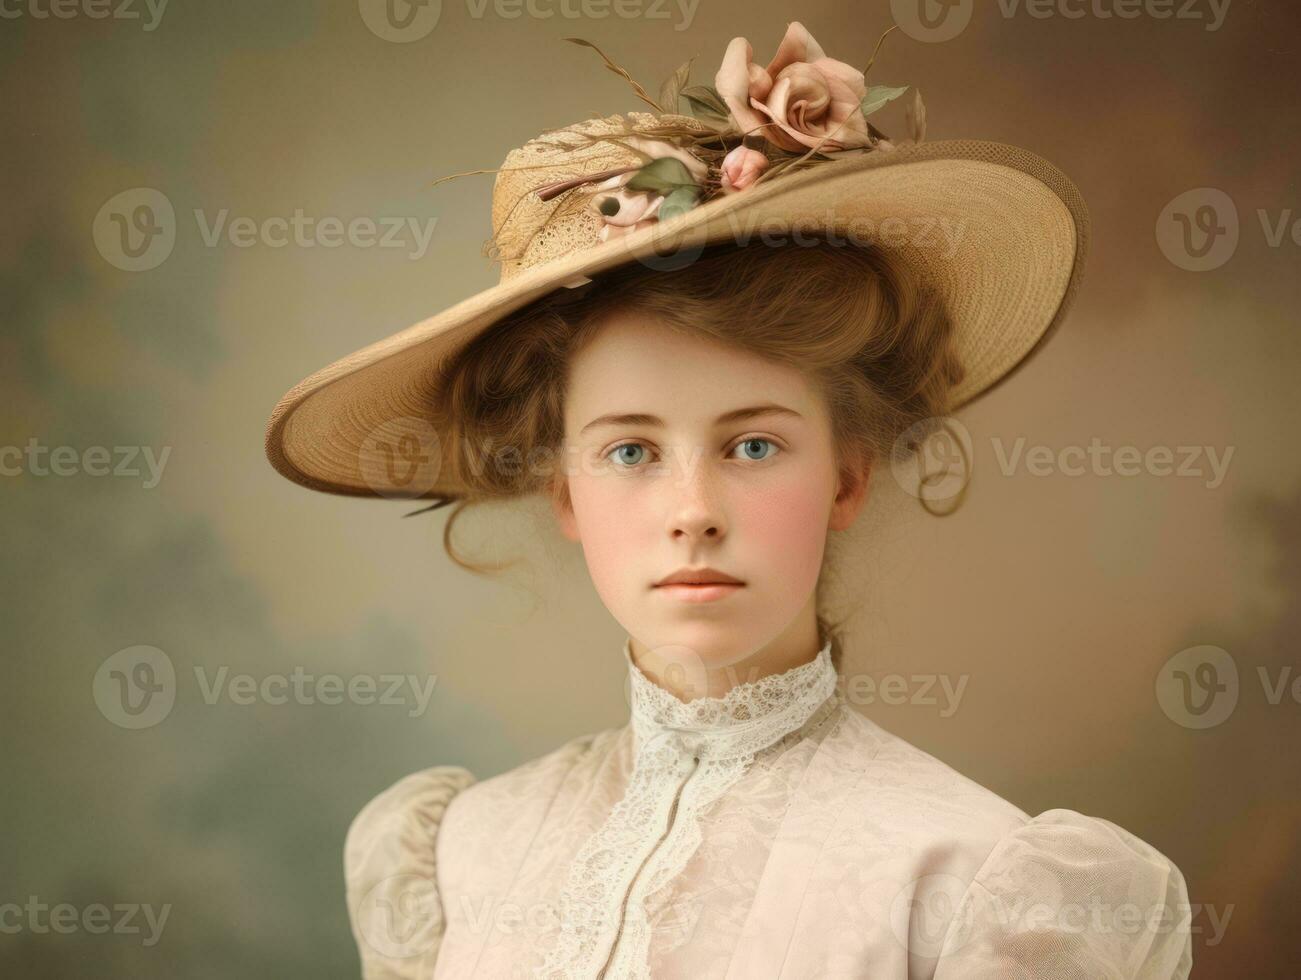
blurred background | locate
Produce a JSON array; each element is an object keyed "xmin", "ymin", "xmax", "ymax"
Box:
[{"xmin": 2, "ymin": 1, "xmax": 1298, "ymax": 976}]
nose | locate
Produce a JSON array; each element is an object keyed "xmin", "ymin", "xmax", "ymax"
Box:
[{"xmin": 665, "ymin": 453, "xmax": 727, "ymax": 544}]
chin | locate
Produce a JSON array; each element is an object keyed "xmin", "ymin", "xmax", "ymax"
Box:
[{"xmin": 636, "ymin": 620, "xmax": 772, "ymax": 669}]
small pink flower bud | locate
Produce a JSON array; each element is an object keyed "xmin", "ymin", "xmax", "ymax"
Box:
[{"xmin": 720, "ymin": 145, "xmax": 770, "ymax": 194}]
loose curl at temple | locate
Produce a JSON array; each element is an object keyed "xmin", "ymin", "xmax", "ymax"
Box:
[{"xmin": 427, "ymin": 240, "xmax": 967, "ymax": 668}]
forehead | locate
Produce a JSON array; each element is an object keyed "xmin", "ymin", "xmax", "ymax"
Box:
[{"xmin": 564, "ymin": 310, "xmax": 817, "ymax": 426}]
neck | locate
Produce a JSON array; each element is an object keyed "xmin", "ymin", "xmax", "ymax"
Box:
[
  {"xmin": 623, "ymin": 626, "xmax": 838, "ymax": 763},
  {"xmin": 626, "ymin": 609, "xmax": 825, "ymax": 702}
]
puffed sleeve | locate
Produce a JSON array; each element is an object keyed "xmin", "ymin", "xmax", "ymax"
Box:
[
  {"xmin": 343, "ymin": 765, "xmax": 477, "ymax": 980},
  {"xmin": 931, "ymin": 808, "xmax": 1193, "ymax": 980}
]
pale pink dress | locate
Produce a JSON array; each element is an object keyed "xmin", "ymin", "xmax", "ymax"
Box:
[{"xmin": 344, "ymin": 638, "xmax": 1193, "ymax": 979}]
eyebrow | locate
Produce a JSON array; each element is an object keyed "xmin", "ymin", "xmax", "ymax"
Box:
[{"xmin": 579, "ymin": 403, "xmax": 803, "ymax": 436}]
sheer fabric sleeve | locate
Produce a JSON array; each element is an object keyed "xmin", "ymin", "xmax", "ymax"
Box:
[
  {"xmin": 343, "ymin": 765, "xmax": 477, "ymax": 980},
  {"xmin": 931, "ymin": 808, "xmax": 1193, "ymax": 980}
]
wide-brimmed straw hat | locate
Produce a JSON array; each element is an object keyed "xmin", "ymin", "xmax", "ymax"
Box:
[{"xmin": 264, "ymin": 24, "xmax": 1089, "ymax": 502}]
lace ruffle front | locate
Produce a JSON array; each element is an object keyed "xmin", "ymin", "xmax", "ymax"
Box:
[{"xmin": 535, "ymin": 638, "xmax": 839, "ymax": 978}]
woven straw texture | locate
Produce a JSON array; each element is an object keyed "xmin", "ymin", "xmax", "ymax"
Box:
[{"xmin": 265, "ymin": 114, "xmax": 1088, "ymax": 499}]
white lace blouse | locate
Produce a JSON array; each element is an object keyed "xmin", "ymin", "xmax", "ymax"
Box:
[{"xmin": 344, "ymin": 639, "xmax": 1194, "ymax": 979}]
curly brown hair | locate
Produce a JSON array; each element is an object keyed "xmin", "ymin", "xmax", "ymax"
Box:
[{"xmin": 428, "ymin": 239, "xmax": 966, "ymax": 668}]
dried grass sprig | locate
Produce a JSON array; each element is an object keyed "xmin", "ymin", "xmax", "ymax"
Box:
[
  {"xmin": 447, "ymin": 26, "xmax": 920, "ymax": 267},
  {"xmin": 562, "ymin": 37, "xmax": 664, "ymax": 113}
]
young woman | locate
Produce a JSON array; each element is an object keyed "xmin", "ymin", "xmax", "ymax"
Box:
[{"xmin": 265, "ymin": 23, "xmax": 1193, "ymax": 980}]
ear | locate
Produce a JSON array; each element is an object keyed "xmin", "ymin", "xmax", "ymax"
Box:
[
  {"xmin": 550, "ymin": 474, "xmax": 580, "ymax": 542},
  {"xmin": 828, "ymin": 449, "xmax": 871, "ymax": 531}
]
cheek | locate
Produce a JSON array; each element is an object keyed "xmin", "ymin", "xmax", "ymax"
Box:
[
  {"xmin": 563, "ymin": 454, "xmax": 835, "ymax": 601},
  {"xmin": 565, "ymin": 474, "xmax": 651, "ymax": 595},
  {"xmin": 736, "ymin": 472, "xmax": 834, "ymax": 586}
]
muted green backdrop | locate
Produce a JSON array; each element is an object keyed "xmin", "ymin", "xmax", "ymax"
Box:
[{"xmin": 3, "ymin": 1, "xmax": 1298, "ymax": 977}]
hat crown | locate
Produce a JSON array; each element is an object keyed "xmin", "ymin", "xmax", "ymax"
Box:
[{"xmin": 489, "ymin": 111, "xmax": 712, "ymax": 282}]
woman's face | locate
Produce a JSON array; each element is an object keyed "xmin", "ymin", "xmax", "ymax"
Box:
[{"xmin": 552, "ymin": 310, "xmax": 869, "ymax": 672}]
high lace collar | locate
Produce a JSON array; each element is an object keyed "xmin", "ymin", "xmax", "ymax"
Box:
[{"xmin": 622, "ymin": 637, "xmax": 839, "ymax": 763}]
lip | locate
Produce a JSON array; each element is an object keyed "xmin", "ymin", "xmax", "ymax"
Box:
[
  {"xmin": 654, "ymin": 566, "xmax": 745, "ymax": 587},
  {"xmin": 654, "ymin": 582, "xmax": 744, "ymax": 603}
]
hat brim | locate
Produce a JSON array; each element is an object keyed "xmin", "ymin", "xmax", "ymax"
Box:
[{"xmin": 265, "ymin": 138, "xmax": 1088, "ymax": 499}]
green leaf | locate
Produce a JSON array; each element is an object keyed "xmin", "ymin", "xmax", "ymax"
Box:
[
  {"xmin": 658, "ymin": 57, "xmax": 694, "ymax": 114},
  {"xmin": 680, "ymin": 84, "xmax": 730, "ymax": 120},
  {"xmin": 658, "ymin": 186, "xmax": 700, "ymax": 222},
  {"xmin": 626, "ymin": 157, "xmax": 698, "ymax": 195},
  {"xmin": 860, "ymin": 84, "xmax": 909, "ymax": 118}
]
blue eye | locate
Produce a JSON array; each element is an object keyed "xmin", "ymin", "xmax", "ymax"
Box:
[
  {"xmin": 604, "ymin": 438, "xmax": 780, "ymax": 468},
  {"xmin": 607, "ymin": 442, "xmax": 651, "ymax": 467},
  {"xmin": 732, "ymin": 437, "xmax": 779, "ymax": 461}
]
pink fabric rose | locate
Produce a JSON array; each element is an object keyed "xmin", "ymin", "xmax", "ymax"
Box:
[
  {"xmin": 715, "ymin": 21, "xmax": 870, "ymax": 153},
  {"xmin": 591, "ymin": 135, "xmax": 708, "ymax": 242},
  {"xmin": 719, "ymin": 145, "xmax": 770, "ymax": 193}
]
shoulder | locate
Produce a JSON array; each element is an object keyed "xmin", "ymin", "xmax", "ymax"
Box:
[
  {"xmin": 435, "ymin": 727, "xmax": 622, "ymax": 889},
  {"xmin": 442, "ymin": 726, "xmax": 618, "ymax": 831},
  {"xmin": 930, "ymin": 808, "xmax": 1194, "ymax": 979},
  {"xmin": 826, "ymin": 708, "xmax": 1030, "ymax": 855},
  {"xmin": 825, "ymin": 712, "xmax": 1193, "ymax": 977},
  {"xmin": 344, "ymin": 765, "xmax": 477, "ymax": 894},
  {"xmin": 447, "ymin": 726, "xmax": 617, "ymax": 819},
  {"xmin": 342, "ymin": 764, "xmax": 477, "ymax": 978}
]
